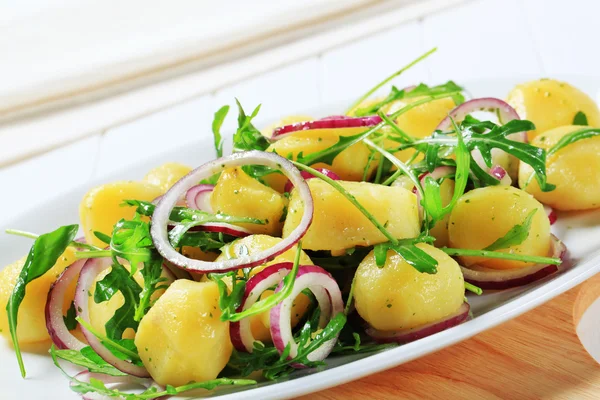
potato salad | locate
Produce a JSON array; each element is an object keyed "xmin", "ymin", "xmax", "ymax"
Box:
[{"xmin": 2, "ymin": 49, "xmax": 598, "ymax": 399}]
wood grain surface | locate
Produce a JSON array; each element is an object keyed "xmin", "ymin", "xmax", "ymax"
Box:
[{"xmin": 303, "ymin": 285, "xmax": 600, "ymax": 400}]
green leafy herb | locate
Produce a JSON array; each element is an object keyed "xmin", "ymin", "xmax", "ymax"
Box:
[
  {"xmin": 547, "ymin": 127, "xmax": 600, "ymax": 157},
  {"xmin": 51, "ymin": 345, "xmax": 255, "ymax": 400},
  {"xmin": 5, "ymin": 228, "xmax": 100, "ymax": 251},
  {"xmin": 177, "ymin": 231, "xmax": 235, "ymax": 251},
  {"xmin": 52, "ymin": 346, "xmax": 127, "ymax": 376},
  {"xmin": 6, "ymin": 224, "xmax": 78, "ymax": 377},
  {"xmin": 76, "ymin": 317, "xmax": 142, "ymax": 363},
  {"xmin": 464, "ymin": 282, "xmax": 483, "ymax": 295},
  {"xmin": 373, "ymin": 238, "xmax": 438, "ymax": 274},
  {"xmin": 93, "ymin": 261, "xmax": 142, "ymax": 340},
  {"xmin": 573, "ymin": 111, "xmax": 588, "ymax": 126},
  {"xmin": 63, "ymin": 301, "xmax": 78, "ymax": 330},
  {"xmin": 93, "ymin": 231, "xmax": 112, "ymax": 245},
  {"xmin": 484, "ymin": 209, "xmax": 537, "ymax": 251},
  {"xmin": 232, "ymin": 99, "xmax": 269, "ymax": 152},
  {"xmin": 346, "ymin": 47, "xmax": 437, "ymax": 114},
  {"xmin": 441, "ymin": 247, "xmax": 561, "ymax": 265},
  {"xmin": 212, "ymin": 105, "xmax": 229, "ymax": 157},
  {"xmin": 354, "ymin": 81, "xmax": 464, "ymax": 117}
]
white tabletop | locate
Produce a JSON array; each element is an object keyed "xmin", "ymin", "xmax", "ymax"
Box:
[{"xmin": 0, "ymin": 0, "xmax": 597, "ymax": 227}]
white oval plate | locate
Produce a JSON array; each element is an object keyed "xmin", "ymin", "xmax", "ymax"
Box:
[{"xmin": 1, "ymin": 77, "xmax": 600, "ymax": 400}]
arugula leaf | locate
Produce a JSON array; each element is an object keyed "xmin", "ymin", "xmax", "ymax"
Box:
[
  {"xmin": 177, "ymin": 231, "xmax": 235, "ymax": 251},
  {"xmin": 373, "ymin": 241, "xmax": 438, "ymax": 274},
  {"xmin": 441, "ymin": 247, "xmax": 561, "ymax": 265},
  {"xmin": 484, "ymin": 209, "xmax": 537, "ymax": 251},
  {"xmin": 547, "ymin": 127, "xmax": 600, "ymax": 157},
  {"xmin": 297, "ymin": 128, "xmax": 378, "ymax": 166},
  {"xmin": 51, "ymin": 345, "xmax": 256, "ymax": 400},
  {"xmin": 212, "ymin": 105, "xmax": 229, "ymax": 157},
  {"xmin": 76, "ymin": 317, "xmax": 142, "ymax": 364},
  {"xmin": 346, "ymin": 47, "xmax": 437, "ymax": 114},
  {"xmin": 573, "ymin": 111, "xmax": 588, "ymax": 126},
  {"xmin": 232, "ymin": 99, "xmax": 269, "ymax": 152},
  {"xmin": 63, "ymin": 301, "xmax": 78, "ymax": 330},
  {"xmin": 93, "ymin": 231, "xmax": 112, "ymax": 245},
  {"xmin": 110, "ymin": 215, "xmax": 154, "ymax": 271},
  {"xmin": 306, "ymin": 247, "xmax": 372, "ymax": 270},
  {"xmin": 94, "ymin": 260, "xmax": 142, "ymax": 340},
  {"xmin": 200, "ymin": 172, "xmax": 221, "ymax": 185},
  {"xmin": 6, "ymin": 224, "xmax": 78, "ymax": 377},
  {"xmin": 354, "ymin": 81, "xmax": 464, "ymax": 117},
  {"xmin": 135, "ymin": 257, "xmax": 168, "ymax": 321},
  {"xmin": 53, "ymin": 346, "xmax": 126, "ymax": 376}
]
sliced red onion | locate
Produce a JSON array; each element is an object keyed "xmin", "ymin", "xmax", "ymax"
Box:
[
  {"xmin": 185, "ymin": 184, "xmax": 214, "ymax": 213},
  {"xmin": 74, "ymin": 257, "xmax": 150, "ymax": 377},
  {"xmin": 45, "ymin": 259, "xmax": 88, "ymax": 350},
  {"xmin": 192, "ymin": 222, "xmax": 252, "ymax": 237},
  {"xmin": 271, "ymin": 115, "xmax": 382, "ymax": 140},
  {"xmin": 489, "ymin": 165, "xmax": 512, "ymax": 186},
  {"xmin": 270, "ymin": 265, "xmax": 343, "ymax": 366},
  {"xmin": 151, "ymin": 151, "xmax": 313, "ymax": 273},
  {"xmin": 366, "ymin": 302, "xmax": 470, "ymax": 344},
  {"xmin": 283, "ymin": 168, "xmax": 341, "ymax": 193},
  {"xmin": 544, "ymin": 205, "xmax": 557, "ymax": 225},
  {"xmin": 461, "ymin": 235, "xmax": 567, "ymax": 290},
  {"xmin": 230, "ymin": 263, "xmax": 294, "ymax": 352},
  {"xmin": 71, "ymin": 371, "xmax": 165, "ymax": 400}
]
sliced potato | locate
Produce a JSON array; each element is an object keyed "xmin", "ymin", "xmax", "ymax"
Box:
[
  {"xmin": 135, "ymin": 280, "xmax": 231, "ymax": 386},
  {"xmin": 210, "ymin": 167, "xmax": 287, "ymax": 235},
  {"xmin": 448, "ymin": 186, "xmax": 551, "ymax": 269},
  {"xmin": 519, "ymin": 125, "xmax": 600, "ymax": 210},
  {"xmin": 80, "ymin": 181, "xmax": 163, "ymax": 247},
  {"xmin": 507, "ymin": 79, "xmax": 600, "ymax": 140},
  {"xmin": 0, "ymin": 250, "xmax": 77, "ymax": 344},
  {"xmin": 283, "ymin": 179, "xmax": 419, "ymax": 251},
  {"xmin": 354, "ymin": 244, "xmax": 464, "ymax": 331}
]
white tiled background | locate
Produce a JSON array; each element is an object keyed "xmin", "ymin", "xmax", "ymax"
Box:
[{"xmin": 0, "ymin": 0, "xmax": 596, "ymax": 224}]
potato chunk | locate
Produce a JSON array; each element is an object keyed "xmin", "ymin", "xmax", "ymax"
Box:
[
  {"xmin": 519, "ymin": 125, "xmax": 600, "ymax": 210},
  {"xmin": 143, "ymin": 162, "xmax": 192, "ymax": 193},
  {"xmin": 354, "ymin": 244, "xmax": 464, "ymax": 331},
  {"xmin": 507, "ymin": 79, "xmax": 600, "ymax": 140},
  {"xmin": 135, "ymin": 280, "xmax": 231, "ymax": 386},
  {"xmin": 283, "ymin": 179, "xmax": 419, "ymax": 251},
  {"xmin": 0, "ymin": 250, "xmax": 76, "ymax": 344},
  {"xmin": 448, "ymin": 186, "xmax": 551, "ymax": 270},
  {"xmin": 264, "ymin": 127, "xmax": 378, "ymax": 190},
  {"xmin": 215, "ymin": 235, "xmax": 312, "ymax": 342},
  {"xmin": 210, "ymin": 167, "xmax": 287, "ymax": 235},
  {"xmin": 80, "ymin": 181, "xmax": 163, "ymax": 247}
]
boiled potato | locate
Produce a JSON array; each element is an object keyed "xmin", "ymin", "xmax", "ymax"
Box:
[
  {"xmin": 88, "ymin": 263, "xmax": 174, "ymax": 339},
  {"xmin": 143, "ymin": 163, "xmax": 192, "ymax": 193},
  {"xmin": 507, "ymin": 79, "xmax": 600, "ymax": 140},
  {"xmin": 0, "ymin": 250, "xmax": 77, "ymax": 344},
  {"xmin": 215, "ymin": 235, "xmax": 312, "ymax": 342},
  {"xmin": 385, "ymin": 97, "xmax": 457, "ymax": 162},
  {"xmin": 448, "ymin": 186, "xmax": 551, "ymax": 270},
  {"xmin": 80, "ymin": 181, "xmax": 163, "ymax": 247},
  {"xmin": 264, "ymin": 127, "xmax": 379, "ymax": 191},
  {"xmin": 283, "ymin": 179, "xmax": 419, "ymax": 251},
  {"xmin": 261, "ymin": 115, "xmax": 313, "ymax": 138},
  {"xmin": 354, "ymin": 244, "xmax": 464, "ymax": 331},
  {"xmin": 519, "ymin": 125, "xmax": 600, "ymax": 210},
  {"xmin": 135, "ymin": 280, "xmax": 231, "ymax": 386},
  {"xmin": 211, "ymin": 167, "xmax": 287, "ymax": 235}
]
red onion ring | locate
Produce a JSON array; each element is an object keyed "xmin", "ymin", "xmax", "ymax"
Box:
[
  {"xmin": 489, "ymin": 165, "xmax": 512, "ymax": 186},
  {"xmin": 271, "ymin": 115, "xmax": 382, "ymax": 140},
  {"xmin": 151, "ymin": 151, "xmax": 313, "ymax": 273},
  {"xmin": 192, "ymin": 222, "xmax": 252, "ymax": 237},
  {"xmin": 71, "ymin": 371, "xmax": 165, "ymax": 400},
  {"xmin": 74, "ymin": 257, "xmax": 150, "ymax": 377},
  {"xmin": 45, "ymin": 259, "xmax": 88, "ymax": 350},
  {"xmin": 185, "ymin": 184, "xmax": 214, "ymax": 213},
  {"xmin": 283, "ymin": 168, "xmax": 340, "ymax": 193},
  {"xmin": 230, "ymin": 263, "xmax": 294, "ymax": 353},
  {"xmin": 270, "ymin": 265, "xmax": 343, "ymax": 366},
  {"xmin": 544, "ymin": 205, "xmax": 557, "ymax": 225},
  {"xmin": 461, "ymin": 235, "xmax": 567, "ymax": 290},
  {"xmin": 366, "ymin": 302, "xmax": 470, "ymax": 344}
]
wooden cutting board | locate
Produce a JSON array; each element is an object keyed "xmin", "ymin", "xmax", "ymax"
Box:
[{"xmin": 302, "ymin": 280, "xmax": 600, "ymax": 400}]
